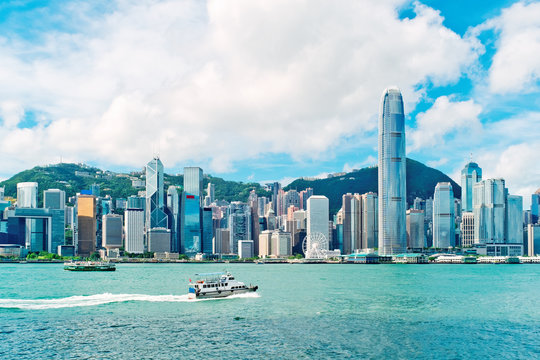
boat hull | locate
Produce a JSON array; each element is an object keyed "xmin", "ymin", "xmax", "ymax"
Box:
[
  {"xmin": 189, "ymin": 286, "xmax": 258, "ymax": 300},
  {"xmin": 64, "ymin": 265, "xmax": 116, "ymax": 271}
]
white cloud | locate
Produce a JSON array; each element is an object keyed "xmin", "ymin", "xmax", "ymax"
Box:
[
  {"xmin": 409, "ymin": 96, "xmax": 482, "ymax": 151},
  {"xmin": 0, "ymin": 0, "xmax": 479, "ymax": 177},
  {"xmin": 343, "ymin": 155, "xmax": 377, "ymax": 172},
  {"xmin": 426, "ymin": 158, "xmax": 448, "ymax": 168},
  {"xmin": 474, "ymin": 1, "xmax": 540, "ymax": 94}
]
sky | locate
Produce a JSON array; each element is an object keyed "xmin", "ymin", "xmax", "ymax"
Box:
[{"xmin": 0, "ymin": 0, "xmax": 538, "ymax": 207}]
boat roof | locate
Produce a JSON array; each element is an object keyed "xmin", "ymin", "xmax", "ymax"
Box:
[{"xmin": 195, "ymin": 272, "xmax": 227, "ymax": 276}]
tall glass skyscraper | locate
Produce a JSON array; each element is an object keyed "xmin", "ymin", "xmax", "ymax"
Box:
[
  {"xmin": 184, "ymin": 167, "xmax": 203, "ymax": 205},
  {"xmin": 461, "ymin": 162, "xmax": 482, "ymax": 213},
  {"xmin": 433, "ymin": 182, "xmax": 455, "ymax": 248},
  {"xmin": 378, "ymin": 87, "xmax": 406, "ymax": 255},
  {"xmin": 473, "ymin": 179, "xmax": 506, "ymax": 244},
  {"xmin": 146, "ymin": 157, "xmax": 168, "ymax": 230},
  {"xmin": 181, "ymin": 192, "xmax": 201, "ymax": 255}
]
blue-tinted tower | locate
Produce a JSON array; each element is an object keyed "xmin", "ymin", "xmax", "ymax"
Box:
[{"xmin": 378, "ymin": 87, "xmax": 407, "ymax": 255}]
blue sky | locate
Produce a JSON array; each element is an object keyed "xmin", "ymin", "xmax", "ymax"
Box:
[{"xmin": 0, "ymin": 0, "xmax": 538, "ymax": 207}]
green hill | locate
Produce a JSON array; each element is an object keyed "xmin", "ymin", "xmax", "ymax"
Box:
[
  {"xmin": 285, "ymin": 158, "xmax": 461, "ymax": 215},
  {"xmin": 0, "ymin": 163, "xmax": 270, "ymax": 206}
]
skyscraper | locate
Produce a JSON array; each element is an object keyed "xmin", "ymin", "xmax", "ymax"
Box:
[
  {"xmin": 461, "ymin": 162, "xmax": 482, "ymax": 213},
  {"xmin": 102, "ymin": 214, "xmax": 123, "ymax": 250},
  {"xmin": 341, "ymin": 193, "xmax": 360, "ymax": 254},
  {"xmin": 228, "ymin": 202, "xmax": 252, "ymax": 254},
  {"xmin": 361, "ymin": 192, "xmax": 378, "ymax": 249},
  {"xmin": 460, "ymin": 212, "xmax": 474, "ymax": 247},
  {"xmin": 531, "ymin": 189, "xmax": 540, "ymax": 223},
  {"xmin": 167, "ymin": 186, "xmax": 180, "ymax": 252},
  {"xmin": 77, "ymin": 194, "xmax": 96, "ymax": 257},
  {"xmin": 306, "ymin": 195, "xmax": 330, "ymax": 244},
  {"xmin": 207, "ymin": 183, "xmax": 215, "ymax": 204},
  {"xmin": 378, "ymin": 87, "xmax": 406, "ymax": 255},
  {"xmin": 473, "ymin": 179, "xmax": 506, "ymax": 244},
  {"xmin": 506, "ymin": 195, "xmax": 523, "ymax": 245},
  {"xmin": 407, "ymin": 209, "xmax": 425, "ymax": 250},
  {"xmin": 184, "ymin": 167, "xmax": 203, "ymax": 205},
  {"xmin": 181, "ymin": 192, "xmax": 201, "ymax": 255},
  {"xmin": 44, "ymin": 189, "xmax": 65, "ymax": 210},
  {"xmin": 146, "ymin": 157, "xmax": 168, "ymax": 229},
  {"xmin": 125, "ymin": 208, "xmax": 144, "ymax": 253},
  {"xmin": 17, "ymin": 182, "xmax": 38, "ymax": 208},
  {"xmin": 433, "ymin": 182, "xmax": 455, "ymax": 248}
]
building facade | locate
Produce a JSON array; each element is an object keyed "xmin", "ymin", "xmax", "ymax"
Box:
[
  {"xmin": 406, "ymin": 209, "xmax": 425, "ymax": 249},
  {"xmin": 461, "ymin": 162, "xmax": 482, "ymax": 213},
  {"xmin": 433, "ymin": 182, "xmax": 455, "ymax": 248},
  {"xmin": 306, "ymin": 196, "xmax": 330, "ymax": 245},
  {"xmin": 125, "ymin": 208, "xmax": 144, "ymax": 253},
  {"xmin": 17, "ymin": 182, "xmax": 38, "ymax": 208},
  {"xmin": 146, "ymin": 157, "xmax": 168, "ymax": 229},
  {"xmin": 44, "ymin": 189, "xmax": 65, "ymax": 210},
  {"xmin": 378, "ymin": 87, "xmax": 407, "ymax": 255},
  {"xmin": 77, "ymin": 194, "xmax": 96, "ymax": 257}
]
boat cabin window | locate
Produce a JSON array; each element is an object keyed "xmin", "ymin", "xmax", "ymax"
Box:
[{"xmin": 229, "ymin": 277, "xmax": 235, "ymax": 280}]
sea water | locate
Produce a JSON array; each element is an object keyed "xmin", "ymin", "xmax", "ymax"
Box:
[{"xmin": 1, "ymin": 263, "xmax": 539, "ymax": 359}]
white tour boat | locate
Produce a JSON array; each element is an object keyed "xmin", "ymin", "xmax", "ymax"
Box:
[{"xmin": 188, "ymin": 272, "xmax": 258, "ymax": 299}]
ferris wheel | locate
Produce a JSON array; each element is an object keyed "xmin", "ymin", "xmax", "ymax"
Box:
[{"xmin": 302, "ymin": 232, "xmax": 329, "ymax": 259}]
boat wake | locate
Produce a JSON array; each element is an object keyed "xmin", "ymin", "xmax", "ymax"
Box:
[{"xmin": 0, "ymin": 292, "xmax": 260, "ymax": 310}]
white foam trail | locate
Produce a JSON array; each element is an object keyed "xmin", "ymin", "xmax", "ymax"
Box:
[{"xmin": 0, "ymin": 292, "xmax": 260, "ymax": 310}]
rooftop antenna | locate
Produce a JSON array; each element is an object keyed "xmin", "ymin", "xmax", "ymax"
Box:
[{"xmin": 469, "ymin": 152, "xmax": 473, "ymax": 163}]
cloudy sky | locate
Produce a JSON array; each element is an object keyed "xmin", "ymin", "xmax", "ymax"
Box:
[{"xmin": 0, "ymin": 0, "xmax": 538, "ymax": 206}]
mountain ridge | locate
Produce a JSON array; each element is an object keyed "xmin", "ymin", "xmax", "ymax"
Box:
[{"xmin": 0, "ymin": 158, "xmax": 460, "ymax": 216}]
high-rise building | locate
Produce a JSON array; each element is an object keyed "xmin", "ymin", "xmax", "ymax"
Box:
[
  {"xmin": 306, "ymin": 196, "xmax": 330, "ymax": 245},
  {"xmin": 531, "ymin": 189, "xmax": 540, "ymax": 223},
  {"xmin": 300, "ymin": 188, "xmax": 313, "ymax": 210},
  {"xmin": 378, "ymin": 87, "xmax": 406, "ymax": 255},
  {"xmin": 506, "ymin": 195, "xmax": 523, "ymax": 244},
  {"xmin": 167, "ymin": 186, "xmax": 180, "ymax": 253},
  {"xmin": 406, "ymin": 209, "xmax": 425, "ymax": 249},
  {"xmin": 258, "ymin": 230, "xmax": 273, "ymax": 258},
  {"xmin": 257, "ymin": 196, "xmax": 268, "ymax": 217},
  {"xmin": 102, "ymin": 214, "xmax": 123, "ymax": 250},
  {"xmin": 461, "ymin": 212, "xmax": 474, "ymax": 247},
  {"xmin": 17, "ymin": 182, "xmax": 38, "ymax": 208},
  {"xmin": 77, "ymin": 195, "xmax": 96, "ymax": 257},
  {"xmin": 473, "ymin": 179, "xmax": 506, "ymax": 244},
  {"xmin": 207, "ymin": 183, "xmax": 215, "ymax": 204},
  {"xmin": 341, "ymin": 193, "xmax": 361, "ymax": 254},
  {"xmin": 202, "ymin": 207, "xmax": 213, "ymax": 254},
  {"xmin": 147, "ymin": 228, "xmax": 171, "ymax": 253},
  {"xmin": 146, "ymin": 157, "xmax": 168, "ymax": 229},
  {"xmin": 125, "ymin": 208, "xmax": 144, "ymax": 253},
  {"xmin": 214, "ymin": 228, "xmax": 230, "ymax": 254},
  {"xmin": 461, "ymin": 162, "xmax": 482, "ymax": 213},
  {"xmin": 271, "ymin": 230, "xmax": 292, "ymax": 257},
  {"xmin": 228, "ymin": 202, "xmax": 251, "ymax": 254},
  {"xmin": 127, "ymin": 195, "xmax": 145, "ymax": 210},
  {"xmin": 527, "ymin": 224, "xmax": 540, "ymax": 256},
  {"xmin": 238, "ymin": 240, "xmax": 254, "ymax": 259},
  {"xmin": 44, "ymin": 189, "xmax": 65, "ymax": 210},
  {"xmin": 184, "ymin": 167, "xmax": 203, "ymax": 206},
  {"xmin": 361, "ymin": 192, "xmax": 378, "ymax": 249},
  {"xmin": 433, "ymin": 182, "xmax": 455, "ymax": 248},
  {"xmin": 181, "ymin": 192, "xmax": 201, "ymax": 256}
]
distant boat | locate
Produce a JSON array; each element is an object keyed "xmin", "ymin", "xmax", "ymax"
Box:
[
  {"xmin": 63, "ymin": 261, "xmax": 116, "ymax": 271},
  {"xmin": 188, "ymin": 272, "xmax": 258, "ymax": 299}
]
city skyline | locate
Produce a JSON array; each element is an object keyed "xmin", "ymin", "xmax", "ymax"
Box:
[{"xmin": 0, "ymin": 1, "xmax": 538, "ymax": 206}]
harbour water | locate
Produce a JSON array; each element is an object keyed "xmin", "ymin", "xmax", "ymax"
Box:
[{"xmin": 1, "ymin": 263, "xmax": 539, "ymax": 359}]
